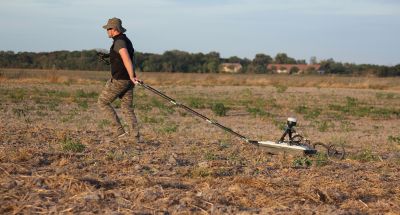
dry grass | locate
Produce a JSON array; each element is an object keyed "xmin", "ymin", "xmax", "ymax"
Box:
[
  {"xmin": 1, "ymin": 68, "xmax": 400, "ymax": 90},
  {"xmin": 0, "ymin": 68, "xmax": 107, "ymax": 85},
  {"xmin": 1, "ymin": 69, "xmax": 399, "ymax": 214}
]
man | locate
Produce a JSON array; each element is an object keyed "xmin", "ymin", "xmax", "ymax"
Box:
[{"xmin": 98, "ymin": 17, "xmax": 141, "ymax": 142}]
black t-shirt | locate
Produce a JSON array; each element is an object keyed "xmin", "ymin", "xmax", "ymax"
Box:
[{"xmin": 110, "ymin": 34, "xmax": 134, "ymax": 80}]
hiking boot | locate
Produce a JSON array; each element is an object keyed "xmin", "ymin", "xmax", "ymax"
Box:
[
  {"xmin": 135, "ymin": 133, "xmax": 143, "ymax": 144},
  {"xmin": 131, "ymin": 127, "xmax": 143, "ymax": 144}
]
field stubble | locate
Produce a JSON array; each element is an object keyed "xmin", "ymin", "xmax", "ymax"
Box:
[{"xmin": 0, "ymin": 69, "xmax": 399, "ymax": 214}]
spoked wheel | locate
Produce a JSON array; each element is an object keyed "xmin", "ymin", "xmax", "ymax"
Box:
[
  {"xmin": 312, "ymin": 142, "xmax": 330, "ymax": 153},
  {"xmin": 312, "ymin": 142, "xmax": 345, "ymax": 160},
  {"xmin": 327, "ymin": 144, "xmax": 346, "ymax": 160},
  {"xmin": 289, "ymin": 134, "xmax": 316, "ymax": 151},
  {"xmin": 290, "ymin": 134, "xmax": 303, "ymax": 145},
  {"xmin": 312, "ymin": 142, "xmax": 331, "ymax": 159}
]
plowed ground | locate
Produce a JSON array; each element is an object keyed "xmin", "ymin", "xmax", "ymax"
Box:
[{"xmin": 1, "ymin": 73, "xmax": 399, "ymax": 214}]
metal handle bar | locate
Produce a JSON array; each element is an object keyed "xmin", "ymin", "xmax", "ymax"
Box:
[{"xmin": 137, "ymin": 81, "xmax": 258, "ymax": 145}]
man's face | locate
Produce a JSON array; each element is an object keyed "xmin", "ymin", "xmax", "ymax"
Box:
[{"xmin": 107, "ymin": 28, "xmax": 114, "ymax": 38}]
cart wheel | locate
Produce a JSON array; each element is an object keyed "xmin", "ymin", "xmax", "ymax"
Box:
[
  {"xmin": 312, "ymin": 142, "xmax": 330, "ymax": 156},
  {"xmin": 327, "ymin": 144, "xmax": 346, "ymax": 160},
  {"xmin": 291, "ymin": 134, "xmax": 303, "ymax": 145}
]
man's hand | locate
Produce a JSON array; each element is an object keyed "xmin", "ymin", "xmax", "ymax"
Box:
[
  {"xmin": 96, "ymin": 52, "xmax": 110, "ymax": 65},
  {"xmin": 96, "ymin": 52, "xmax": 110, "ymax": 58},
  {"xmin": 132, "ymin": 77, "xmax": 142, "ymax": 85}
]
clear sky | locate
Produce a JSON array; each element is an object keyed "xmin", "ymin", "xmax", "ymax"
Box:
[{"xmin": 1, "ymin": 0, "xmax": 399, "ymax": 65}]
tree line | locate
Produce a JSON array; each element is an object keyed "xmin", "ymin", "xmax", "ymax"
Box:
[{"xmin": 0, "ymin": 50, "xmax": 399, "ymax": 76}]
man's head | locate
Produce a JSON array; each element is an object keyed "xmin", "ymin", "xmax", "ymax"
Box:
[{"xmin": 103, "ymin": 17, "xmax": 126, "ymax": 38}]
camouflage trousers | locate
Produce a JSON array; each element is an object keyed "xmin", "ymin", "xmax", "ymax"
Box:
[{"xmin": 98, "ymin": 78, "xmax": 138, "ymax": 136}]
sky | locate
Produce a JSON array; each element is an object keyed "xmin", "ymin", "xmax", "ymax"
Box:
[{"xmin": 0, "ymin": 0, "xmax": 399, "ymax": 65}]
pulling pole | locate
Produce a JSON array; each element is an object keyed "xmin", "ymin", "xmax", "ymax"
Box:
[{"xmin": 138, "ymin": 81, "xmax": 258, "ymax": 145}]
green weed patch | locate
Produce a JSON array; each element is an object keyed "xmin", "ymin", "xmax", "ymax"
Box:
[
  {"xmin": 329, "ymin": 96, "xmax": 399, "ymax": 119},
  {"xmin": 388, "ymin": 135, "xmax": 400, "ymax": 144},
  {"xmin": 60, "ymin": 137, "xmax": 86, "ymax": 153},
  {"xmin": 211, "ymin": 102, "xmax": 228, "ymax": 116},
  {"xmin": 9, "ymin": 88, "xmax": 26, "ymax": 101},
  {"xmin": 75, "ymin": 89, "xmax": 98, "ymax": 99},
  {"xmin": 351, "ymin": 149, "xmax": 381, "ymax": 162},
  {"xmin": 295, "ymin": 105, "xmax": 321, "ymax": 119},
  {"xmin": 273, "ymin": 84, "xmax": 288, "ymax": 93}
]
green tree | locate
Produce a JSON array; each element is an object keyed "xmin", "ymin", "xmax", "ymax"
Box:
[
  {"xmin": 143, "ymin": 54, "xmax": 163, "ymax": 72},
  {"xmin": 203, "ymin": 52, "xmax": 220, "ymax": 73},
  {"xmin": 290, "ymin": 66, "xmax": 300, "ymax": 74},
  {"xmin": 248, "ymin": 53, "xmax": 272, "ymax": 73},
  {"xmin": 274, "ymin": 53, "xmax": 296, "ymax": 64},
  {"xmin": 320, "ymin": 58, "xmax": 349, "ymax": 74},
  {"xmin": 1, "ymin": 49, "xmax": 398, "ymax": 76},
  {"xmin": 296, "ymin": 59, "xmax": 307, "ymax": 64},
  {"xmin": 227, "ymin": 56, "xmax": 241, "ymax": 63}
]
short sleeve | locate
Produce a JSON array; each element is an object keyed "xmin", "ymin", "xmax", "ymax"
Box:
[{"xmin": 113, "ymin": 39, "xmax": 127, "ymax": 52}]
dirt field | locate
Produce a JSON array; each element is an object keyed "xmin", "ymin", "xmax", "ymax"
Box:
[{"xmin": 1, "ymin": 70, "xmax": 399, "ymax": 214}]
